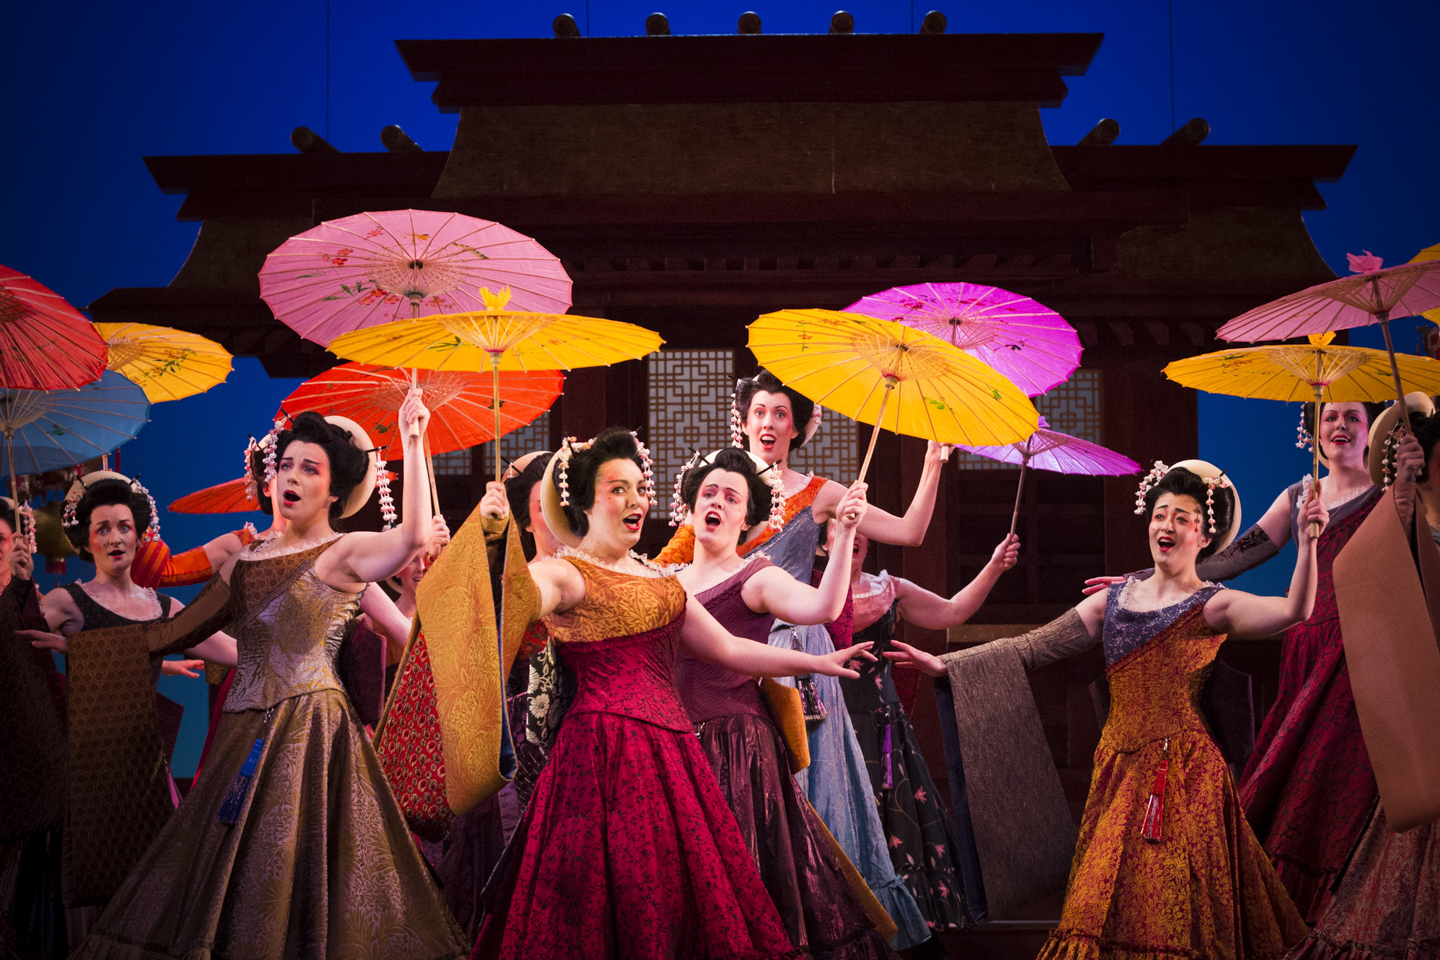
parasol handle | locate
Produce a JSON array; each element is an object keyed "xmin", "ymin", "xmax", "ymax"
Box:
[
  {"xmin": 491, "ymin": 358, "xmax": 503, "ymax": 484},
  {"xmin": 406, "ymin": 368, "xmax": 422, "ymax": 439},
  {"xmin": 1377, "ymin": 313, "xmax": 1409, "ymax": 418},
  {"xmin": 1009, "ymin": 457, "xmax": 1028, "ymax": 540},
  {"xmin": 422, "ymin": 433, "xmax": 441, "ymax": 527},
  {"xmin": 1308, "ymin": 383, "xmax": 1323, "ymax": 541},
  {"xmin": 854, "ymin": 378, "xmax": 897, "ymax": 486},
  {"xmin": 5, "ymin": 431, "xmax": 18, "ymax": 550}
]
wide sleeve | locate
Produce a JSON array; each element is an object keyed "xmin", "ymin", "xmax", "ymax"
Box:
[
  {"xmin": 654, "ymin": 523, "xmax": 696, "ymax": 566},
  {"xmin": 931, "ymin": 608, "xmax": 1093, "ymax": 919}
]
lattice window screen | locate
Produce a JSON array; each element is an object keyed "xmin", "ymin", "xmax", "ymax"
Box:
[
  {"xmin": 476, "ymin": 411, "xmax": 553, "ymax": 472},
  {"xmin": 789, "ymin": 408, "xmax": 859, "ymax": 482},
  {"xmin": 647, "ymin": 350, "xmax": 735, "ymax": 490},
  {"xmin": 953, "ymin": 369, "xmax": 1104, "ymax": 470},
  {"xmin": 430, "ymin": 449, "xmax": 472, "ymax": 476}
]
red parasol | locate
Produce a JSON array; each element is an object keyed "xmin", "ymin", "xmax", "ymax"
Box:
[{"xmin": 0, "ymin": 264, "xmax": 109, "ymax": 390}]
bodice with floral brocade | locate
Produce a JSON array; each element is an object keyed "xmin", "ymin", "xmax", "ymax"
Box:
[
  {"xmin": 224, "ymin": 541, "xmax": 363, "ymax": 712},
  {"xmin": 1100, "ymin": 581, "xmax": 1228, "ymax": 753},
  {"xmin": 548, "ymin": 557, "xmax": 691, "ymax": 732}
]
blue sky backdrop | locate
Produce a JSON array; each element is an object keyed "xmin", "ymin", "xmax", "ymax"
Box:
[{"xmin": 3, "ymin": 0, "xmax": 1436, "ymax": 773}]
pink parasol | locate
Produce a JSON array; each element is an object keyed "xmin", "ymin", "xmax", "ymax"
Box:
[
  {"xmin": 958, "ymin": 416, "xmax": 1140, "ymax": 537},
  {"xmin": 1217, "ymin": 252, "xmax": 1440, "ymax": 412},
  {"xmin": 844, "ymin": 281, "xmax": 1082, "ymax": 397},
  {"xmin": 258, "ymin": 210, "xmax": 572, "ymax": 347}
]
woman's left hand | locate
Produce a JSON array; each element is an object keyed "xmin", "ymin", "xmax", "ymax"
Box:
[
  {"xmin": 812, "ymin": 641, "xmax": 875, "ymax": 678},
  {"xmin": 398, "ymin": 386, "xmax": 431, "ymax": 440},
  {"xmin": 20, "ymin": 629, "xmax": 68, "ymax": 654},
  {"xmin": 161, "ymin": 658, "xmax": 206, "ymax": 678},
  {"xmin": 883, "ymin": 639, "xmax": 947, "ymax": 677},
  {"xmin": 479, "ymin": 480, "xmax": 509, "ymax": 520},
  {"xmin": 924, "ymin": 440, "xmax": 954, "ymax": 468},
  {"xmin": 1394, "ymin": 433, "xmax": 1425, "ymax": 484}
]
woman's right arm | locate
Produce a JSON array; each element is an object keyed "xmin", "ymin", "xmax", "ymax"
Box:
[
  {"xmin": 886, "ymin": 590, "xmax": 1105, "ymax": 676},
  {"xmin": 39, "ymin": 587, "xmax": 81, "ymax": 634}
]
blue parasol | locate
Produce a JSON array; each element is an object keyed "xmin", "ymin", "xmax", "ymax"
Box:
[{"xmin": 0, "ymin": 371, "xmax": 151, "ymax": 476}]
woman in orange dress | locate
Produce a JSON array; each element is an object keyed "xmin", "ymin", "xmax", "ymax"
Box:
[{"xmin": 891, "ymin": 461, "xmax": 1326, "ymax": 960}]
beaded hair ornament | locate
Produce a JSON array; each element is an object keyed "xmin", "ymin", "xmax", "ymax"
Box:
[
  {"xmin": 668, "ymin": 448, "xmax": 785, "ymax": 530},
  {"xmin": 729, "ymin": 377, "xmax": 824, "ymax": 449},
  {"xmin": 554, "ymin": 432, "xmax": 656, "ymax": 507},
  {"xmin": 1133, "ymin": 460, "xmax": 1233, "ymax": 534},
  {"xmin": 1296, "ymin": 407, "xmax": 1312, "ymax": 452},
  {"xmin": 62, "ymin": 474, "xmax": 162, "ymax": 542}
]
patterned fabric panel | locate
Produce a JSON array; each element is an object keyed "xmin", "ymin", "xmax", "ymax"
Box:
[
  {"xmin": 546, "ymin": 559, "xmax": 686, "ymax": 647},
  {"xmin": 375, "ymin": 632, "xmax": 454, "ymax": 842}
]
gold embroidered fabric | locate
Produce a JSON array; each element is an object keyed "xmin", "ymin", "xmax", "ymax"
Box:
[
  {"xmin": 547, "ymin": 557, "xmax": 686, "ymax": 645},
  {"xmin": 409, "ymin": 506, "xmax": 539, "ymax": 815},
  {"xmin": 72, "ymin": 689, "xmax": 467, "ymax": 960},
  {"xmin": 223, "ymin": 544, "xmax": 361, "ymax": 712}
]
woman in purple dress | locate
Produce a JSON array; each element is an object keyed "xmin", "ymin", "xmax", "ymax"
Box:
[
  {"xmin": 473, "ymin": 428, "xmax": 875, "ymax": 960},
  {"xmin": 673, "ymin": 447, "xmax": 891, "ymax": 959}
]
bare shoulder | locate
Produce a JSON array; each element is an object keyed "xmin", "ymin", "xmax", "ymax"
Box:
[{"xmin": 809, "ymin": 477, "xmax": 847, "ymax": 520}]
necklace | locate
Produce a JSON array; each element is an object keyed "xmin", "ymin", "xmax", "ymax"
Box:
[
  {"xmin": 553, "ymin": 545, "xmax": 678, "ymax": 578},
  {"xmin": 246, "ymin": 531, "xmax": 343, "ymax": 561}
]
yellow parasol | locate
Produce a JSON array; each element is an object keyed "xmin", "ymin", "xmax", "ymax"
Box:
[
  {"xmin": 1413, "ymin": 242, "xmax": 1440, "ymax": 324},
  {"xmin": 1164, "ymin": 332, "xmax": 1440, "ymax": 534},
  {"xmin": 328, "ymin": 287, "xmax": 664, "ymax": 481},
  {"xmin": 94, "ymin": 323, "xmax": 233, "ymax": 402},
  {"xmin": 747, "ymin": 309, "xmax": 1038, "ymax": 483}
]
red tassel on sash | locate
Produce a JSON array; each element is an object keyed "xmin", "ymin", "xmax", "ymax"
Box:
[{"xmin": 1140, "ymin": 739, "xmax": 1170, "ymax": 843}]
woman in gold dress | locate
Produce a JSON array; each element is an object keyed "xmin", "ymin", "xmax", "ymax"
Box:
[
  {"xmin": 34, "ymin": 390, "xmax": 470, "ymax": 960},
  {"xmin": 890, "ymin": 461, "xmax": 1326, "ymax": 960}
]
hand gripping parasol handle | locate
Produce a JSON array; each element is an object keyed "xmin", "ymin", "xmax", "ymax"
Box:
[
  {"xmin": 406, "ymin": 367, "xmax": 423, "ymax": 439},
  {"xmin": 855, "ymin": 378, "xmax": 897, "ymax": 486}
]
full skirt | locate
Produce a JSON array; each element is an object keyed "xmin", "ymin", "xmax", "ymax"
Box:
[
  {"xmin": 1240, "ymin": 616, "xmax": 1377, "ymax": 922},
  {"xmin": 768, "ymin": 624, "xmax": 931, "ymax": 951},
  {"xmin": 72, "ymin": 688, "xmax": 468, "ymax": 960},
  {"xmin": 1038, "ymin": 731, "xmax": 1306, "ymax": 960},
  {"xmin": 696, "ymin": 714, "xmax": 889, "ymax": 960},
  {"xmin": 1288, "ymin": 807, "xmax": 1440, "ymax": 960},
  {"xmin": 472, "ymin": 709, "xmax": 799, "ymax": 959},
  {"xmin": 848, "ymin": 702, "xmax": 972, "ymax": 933}
]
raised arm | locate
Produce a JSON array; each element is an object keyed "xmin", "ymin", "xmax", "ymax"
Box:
[
  {"xmin": 815, "ymin": 441, "xmax": 949, "ymax": 547},
  {"xmin": 749, "ymin": 483, "xmax": 867, "ymax": 624},
  {"xmin": 894, "ymin": 533, "xmax": 1018, "ymax": 630},
  {"xmin": 360, "ymin": 583, "xmax": 412, "ymax": 662},
  {"xmin": 328, "ymin": 389, "xmax": 433, "ymax": 587},
  {"xmin": 1206, "ymin": 491, "xmax": 1326, "ymax": 637},
  {"xmin": 527, "ymin": 557, "xmax": 586, "ymax": 621},
  {"xmin": 680, "ymin": 594, "xmax": 867, "ymax": 679}
]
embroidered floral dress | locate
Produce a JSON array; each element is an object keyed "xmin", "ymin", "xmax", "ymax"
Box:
[
  {"xmin": 72, "ymin": 540, "xmax": 468, "ymax": 960},
  {"xmin": 1037, "ymin": 579, "xmax": 1306, "ymax": 960},
  {"xmin": 840, "ymin": 571, "xmax": 974, "ymax": 933},
  {"xmin": 1239, "ymin": 482, "xmax": 1382, "ymax": 921},
  {"xmin": 472, "ymin": 556, "xmax": 798, "ymax": 959}
]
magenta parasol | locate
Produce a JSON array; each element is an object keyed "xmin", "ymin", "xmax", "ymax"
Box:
[
  {"xmin": 258, "ymin": 209, "xmax": 573, "ymax": 347},
  {"xmin": 844, "ymin": 281, "xmax": 1082, "ymax": 397},
  {"xmin": 1217, "ymin": 252, "xmax": 1440, "ymax": 412},
  {"xmin": 958, "ymin": 415, "xmax": 1140, "ymax": 536}
]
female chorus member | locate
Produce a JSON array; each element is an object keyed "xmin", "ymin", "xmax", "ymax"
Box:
[
  {"xmin": 835, "ymin": 524, "xmax": 1017, "ymax": 933},
  {"xmin": 657, "ymin": 369, "xmax": 939, "ymax": 951},
  {"xmin": 1087, "ymin": 400, "xmax": 1384, "ymax": 921},
  {"xmin": 38, "ymin": 473, "xmax": 237, "ymax": 917},
  {"xmin": 36, "ymin": 392, "xmax": 471, "ymax": 960},
  {"xmin": 473, "ymin": 427, "xmax": 876, "ymax": 960},
  {"xmin": 672, "ymin": 447, "xmax": 892, "ymax": 959},
  {"xmin": 1290, "ymin": 402, "xmax": 1437, "ymax": 960},
  {"xmin": 890, "ymin": 461, "xmax": 1326, "ymax": 960}
]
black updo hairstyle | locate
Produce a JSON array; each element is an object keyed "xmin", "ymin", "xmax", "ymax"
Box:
[
  {"xmin": 1408, "ymin": 409, "xmax": 1440, "ymax": 485},
  {"xmin": 553, "ymin": 427, "xmax": 647, "ymax": 538},
  {"xmin": 66, "ymin": 478, "xmax": 153, "ymax": 562},
  {"xmin": 736, "ymin": 369, "xmax": 816, "ymax": 451},
  {"xmin": 679, "ymin": 448, "xmax": 772, "ymax": 537},
  {"xmin": 0, "ymin": 500, "xmax": 15, "ymax": 536},
  {"xmin": 1142, "ymin": 466, "xmax": 1236, "ymax": 562},
  {"xmin": 247, "ymin": 441, "xmax": 274, "ymax": 515},
  {"xmin": 1303, "ymin": 401, "xmax": 1385, "ymax": 458},
  {"xmin": 504, "ymin": 451, "xmax": 552, "ymax": 560},
  {"xmin": 275, "ymin": 411, "xmax": 369, "ymax": 520}
]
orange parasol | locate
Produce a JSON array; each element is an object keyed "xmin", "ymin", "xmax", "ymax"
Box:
[{"xmin": 169, "ymin": 477, "xmax": 258, "ymax": 515}]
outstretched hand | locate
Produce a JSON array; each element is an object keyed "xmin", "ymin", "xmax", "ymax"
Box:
[
  {"xmin": 883, "ymin": 639, "xmax": 946, "ymax": 677},
  {"xmin": 812, "ymin": 641, "xmax": 875, "ymax": 679},
  {"xmin": 1082, "ymin": 575, "xmax": 1127, "ymax": 596},
  {"xmin": 161, "ymin": 658, "xmax": 206, "ymax": 679},
  {"xmin": 20, "ymin": 629, "xmax": 68, "ymax": 654}
]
